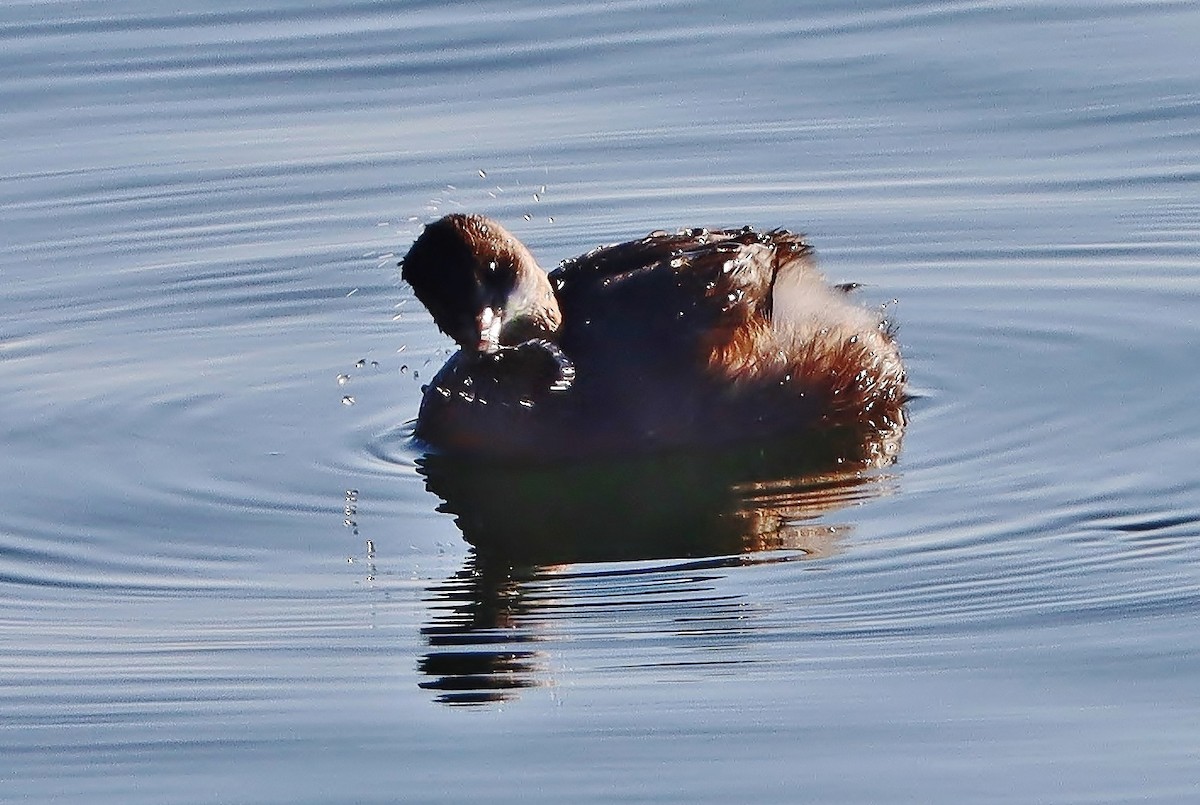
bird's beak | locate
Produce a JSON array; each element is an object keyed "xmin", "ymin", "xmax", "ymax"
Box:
[{"xmin": 476, "ymin": 306, "xmax": 503, "ymax": 353}]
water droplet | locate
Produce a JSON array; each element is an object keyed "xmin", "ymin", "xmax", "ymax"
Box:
[
  {"xmin": 523, "ymin": 214, "xmax": 532, "ymax": 221},
  {"xmin": 412, "ymin": 370, "xmax": 420, "ymax": 380},
  {"xmin": 539, "ymin": 185, "xmax": 547, "ymax": 194},
  {"xmin": 532, "ymin": 192, "xmax": 540, "ymax": 202},
  {"xmin": 370, "ymin": 360, "xmax": 379, "ymax": 368},
  {"xmin": 669, "ymin": 257, "xmax": 684, "ymax": 268},
  {"xmin": 548, "ymin": 216, "xmax": 555, "ymax": 223},
  {"xmin": 341, "ymin": 396, "xmax": 356, "ymax": 406},
  {"xmin": 355, "ymin": 358, "xmax": 367, "ymax": 368},
  {"xmin": 337, "ymin": 374, "xmax": 351, "ymax": 385},
  {"xmin": 399, "ymin": 364, "xmax": 408, "ymax": 374},
  {"xmin": 478, "ymin": 169, "xmax": 487, "ymax": 178}
]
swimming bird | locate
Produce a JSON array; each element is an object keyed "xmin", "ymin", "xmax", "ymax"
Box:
[{"xmin": 401, "ymin": 214, "xmax": 905, "ymax": 460}]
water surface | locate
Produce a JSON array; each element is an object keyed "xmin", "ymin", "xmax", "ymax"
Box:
[{"xmin": 3, "ymin": 1, "xmax": 1200, "ymax": 802}]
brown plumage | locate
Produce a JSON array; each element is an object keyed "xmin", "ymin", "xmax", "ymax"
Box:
[{"xmin": 401, "ymin": 214, "xmax": 905, "ymax": 460}]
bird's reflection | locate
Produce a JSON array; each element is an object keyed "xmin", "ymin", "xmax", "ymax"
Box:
[
  {"xmin": 415, "ymin": 418, "xmax": 904, "ymax": 705},
  {"xmin": 418, "ymin": 559, "xmax": 545, "ymax": 706}
]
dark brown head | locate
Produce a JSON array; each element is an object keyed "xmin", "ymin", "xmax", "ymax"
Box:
[{"xmin": 401, "ymin": 214, "xmax": 562, "ymax": 353}]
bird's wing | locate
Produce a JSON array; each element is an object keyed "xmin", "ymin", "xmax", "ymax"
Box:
[{"xmin": 550, "ymin": 228, "xmax": 813, "ymax": 362}]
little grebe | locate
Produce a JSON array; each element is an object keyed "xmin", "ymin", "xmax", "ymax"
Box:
[{"xmin": 402, "ymin": 214, "xmax": 905, "ymax": 460}]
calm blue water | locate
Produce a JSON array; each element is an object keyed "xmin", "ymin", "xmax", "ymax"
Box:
[{"xmin": 3, "ymin": 1, "xmax": 1200, "ymax": 802}]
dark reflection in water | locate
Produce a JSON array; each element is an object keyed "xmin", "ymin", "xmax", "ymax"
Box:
[
  {"xmin": 419, "ymin": 560, "xmax": 547, "ymax": 706},
  {"xmin": 415, "ymin": 419, "xmax": 904, "ymax": 704}
]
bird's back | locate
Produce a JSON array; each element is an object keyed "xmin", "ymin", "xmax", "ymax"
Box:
[{"xmin": 544, "ymin": 227, "xmax": 900, "ymax": 448}]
